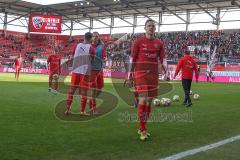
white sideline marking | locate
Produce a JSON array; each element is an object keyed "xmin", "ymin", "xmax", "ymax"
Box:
[{"xmin": 159, "ymin": 135, "xmax": 240, "ymax": 160}]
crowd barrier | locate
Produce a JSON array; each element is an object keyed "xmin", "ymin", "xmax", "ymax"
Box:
[{"xmin": 0, "ymin": 67, "xmax": 240, "ymax": 83}]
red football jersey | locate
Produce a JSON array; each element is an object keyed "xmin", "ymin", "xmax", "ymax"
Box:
[
  {"xmin": 131, "ymin": 36, "xmax": 165, "ymax": 86},
  {"xmin": 91, "ymin": 43, "xmax": 107, "ymax": 60},
  {"xmin": 47, "ymin": 55, "xmax": 61, "ymax": 73},
  {"xmin": 174, "ymin": 55, "xmax": 199, "ymax": 80},
  {"xmin": 14, "ymin": 58, "xmax": 22, "ymax": 67},
  {"xmin": 131, "ymin": 36, "xmax": 165, "ymax": 72}
]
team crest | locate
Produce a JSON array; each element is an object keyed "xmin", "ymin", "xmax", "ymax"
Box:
[{"xmin": 32, "ymin": 16, "xmax": 44, "ymax": 29}]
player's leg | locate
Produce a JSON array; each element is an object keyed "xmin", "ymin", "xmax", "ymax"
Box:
[
  {"xmin": 138, "ymin": 92, "xmax": 151, "ymax": 141},
  {"xmin": 65, "ymin": 73, "xmax": 80, "ymax": 114},
  {"xmin": 144, "ymin": 87, "xmax": 157, "ymax": 124},
  {"xmin": 80, "ymin": 75, "xmax": 90, "ymax": 116},
  {"xmin": 80, "ymin": 86, "xmax": 89, "ymax": 115},
  {"xmin": 66, "ymin": 85, "xmax": 78, "ymax": 114},
  {"xmin": 136, "ymin": 86, "xmax": 150, "ymax": 141},
  {"xmin": 212, "ymin": 76, "xmax": 215, "ymax": 81},
  {"xmin": 88, "ymin": 72, "xmax": 98, "ymax": 115},
  {"xmin": 16, "ymin": 68, "xmax": 20, "ymax": 80},
  {"xmin": 186, "ymin": 80, "xmax": 192, "ymax": 107},
  {"xmin": 48, "ymin": 73, "xmax": 53, "ymax": 91},
  {"xmin": 210, "ymin": 73, "xmax": 215, "ymax": 81},
  {"xmin": 91, "ymin": 87, "xmax": 98, "ymax": 114},
  {"xmin": 15, "ymin": 68, "xmax": 17, "ymax": 79},
  {"xmin": 182, "ymin": 79, "xmax": 188, "ymax": 105},
  {"xmin": 53, "ymin": 80, "xmax": 58, "ymax": 91},
  {"xmin": 139, "ymin": 86, "xmax": 157, "ymax": 139},
  {"xmin": 53, "ymin": 74, "xmax": 59, "ymax": 91},
  {"xmin": 96, "ymin": 70, "xmax": 104, "ymax": 97}
]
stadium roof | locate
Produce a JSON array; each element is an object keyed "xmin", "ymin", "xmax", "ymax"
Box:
[
  {"xmin": 22, "ymin": 0, "xmax": 84, "ymax": 5},
  {"xmin": 0, "ymin": 0, "xmax": 239, "ymax": 22}
]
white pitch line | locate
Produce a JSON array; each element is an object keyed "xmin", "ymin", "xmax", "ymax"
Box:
[{"xmin": 159, "ymin": 135, "xmax": 240, "ymax": 160}]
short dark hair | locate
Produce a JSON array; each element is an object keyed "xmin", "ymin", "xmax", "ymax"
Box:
[
  {"xmin": 92, "ymin": 31, "xmax": 99, "ymax": 35},
  {"xmin": 84, "ymin": 32, "xmax": 92, "ymax": 41},
  {"xmin": 145, "ymin": 19, "xmax": 156, "ymax": 26}
]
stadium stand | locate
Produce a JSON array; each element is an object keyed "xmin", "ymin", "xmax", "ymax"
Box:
[{"xmin": 1, "ymin": 29, "xmax": 240, "ymax": 71}]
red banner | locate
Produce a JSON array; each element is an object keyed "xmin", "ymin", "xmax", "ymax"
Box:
[{"xmin": 29, "ymin": 14, "xmax": 62, "ymax": 33}]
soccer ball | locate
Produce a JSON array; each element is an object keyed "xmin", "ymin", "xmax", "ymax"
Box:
[
  {"xmin": 52, "ymin": 74, "xmax": 59, "ymax": 81},
  {"xmin": 160, "ymin": 98, "xmax": 171, "ymax": 107},
  {"xmin": 173, "ymin": 95, "xmax": 180, "ymax": 102},
  {"xmin": 193, "ymin": 94, "xmax": 200, "ymax": 100},
  {"xmin": 153, "ymin": 98, "xmax": 161, "ymax": 106}
]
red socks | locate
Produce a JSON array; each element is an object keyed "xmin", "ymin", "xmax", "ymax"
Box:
[
  {"xmin": 89, "ymin": 99, "xmax": 97, "ymax": 112},
  {"xmin": 138, "ymin": 104, "xmax": 151, "ymax": 132},
  {"xmin": 144, "ymin": 105, "xmax": 151, "ymax": 127},
  {"xmin": 138, "ymin": 104, "xmax": 146, "ymax": 132},
  {"xmin": 81, "ymin": 96, "xmax": 87, "ymax": 112}
]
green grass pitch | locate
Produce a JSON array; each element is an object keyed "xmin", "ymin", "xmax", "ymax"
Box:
[{"xmin": 0, "ymin": 73, "xmax": 240, "ymax": 160}]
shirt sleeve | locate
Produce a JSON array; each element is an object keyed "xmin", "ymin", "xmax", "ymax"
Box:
[
  {"xmin": 174, "ymin": 57, "xmax": 183, "ymax": 77},
  {"xmin": 158, "ymin": 41, "xmax": 167, "ymax": 73},
  {"xmin": 193, "ymin": 60, "xmax": 199, "ymax": 80},
  {"xmin": 158, "ymin": 41, "xmax": 166, "ymax": 64}
]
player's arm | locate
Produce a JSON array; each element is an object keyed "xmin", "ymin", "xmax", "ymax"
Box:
[
  {"xmin": 47, "ymin": 56, "xmax": 51, "ymax": 72},
  {"xmin": 58, "ymin": 58, "xmax": 61, "ymax": 74},
  {"xmin": 89, "ymin": 46, "xmax": 95, "ymax": 64},
  {"xmin": 14, "ymin": 59, "xmax": 17, "ymax": 68},
  {"xmin": 194, "ymin": 61, "xmax": 199, "ymax": 82},
  {"xmin": 158, "ymin": 42, "xmax": 169, "ymax": 81},
  {"xmin": 173, "ymin": 58, "xmax": 183, "ymax": 79},
  {"xmin": 102, "ymin": 44, "xmax": 107, "ymax": 61},
  {"xmin": 101, "ymin": 44, "xmax": 107, "ymax": 68},
  {"xmin": 72, "ymin": 44, "xmax": 80, "ymax": 70},
  {"xmin": 124, "ymin": 40, "xmax": 139, "ymax": 87},
  {"xmin": 69, "ymin": 44, "xmax": 78, "ymax": 68}
]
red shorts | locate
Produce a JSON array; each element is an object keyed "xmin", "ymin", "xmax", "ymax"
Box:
[
  {"xmin": 49, "ymin": 70, "xmax": 59, "ymax": 78},
  {"xmin": 135, "ymin": 85, "xmax": 158, "ymax": 98},
  {"xmin": 15, "ymin": 66, "xmax": 21, "ymax": 72},
  {"xmin": 70, "ymin": 72, "xmax": 84, "ymax": 87},
  {"xmin": 134, "ymin": 72, "xmax": 158, "ymax": 98},
  {"xmin": 96, "ymin": 70, "xmax": 104, "ymax": 89},
  {"xmin": 82, "ymin": 70, "xmax": 101, "ymax": 88}
]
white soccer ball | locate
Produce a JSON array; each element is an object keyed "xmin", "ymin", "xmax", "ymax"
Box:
[
  {"xmin": 173, "ymin": 95, "xmax": 180, "ymax": 102},
  {"xmin": 193, "ymin": 94, "xmax": 200, "ymax": 100},
  {"xmin": 160, "ymin": 98, "xmax": 171, "ymax": 107},
  {"xmin": 153, "ymin": 98, "xmax": 161, "ymax": 106}
]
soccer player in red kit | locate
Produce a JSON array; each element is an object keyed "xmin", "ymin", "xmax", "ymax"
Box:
[
  {"xmin": 65, "ymin": 32, "xmax": 95, "ymax": 116},
  {"xmin": 80, "ymin": 31, "xmax": 107, "ymax": 114},
  {"xmin": 125, "ymin": 19, "xmax": 168, "ymax": 141},
  {"xmin": 14, "ymin": 54, "xmax": 22, "ymax": 81},
  {"xmin": 92, "ymin": 32, "xmax": 106, "ymax": 95},
  {"xmin": 173, "ymin": 50, "xmax": 199, "ymax": 107},
  {"xmin": 47, "ymin": 52, "xmax": 61, "ymax": 93}
]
